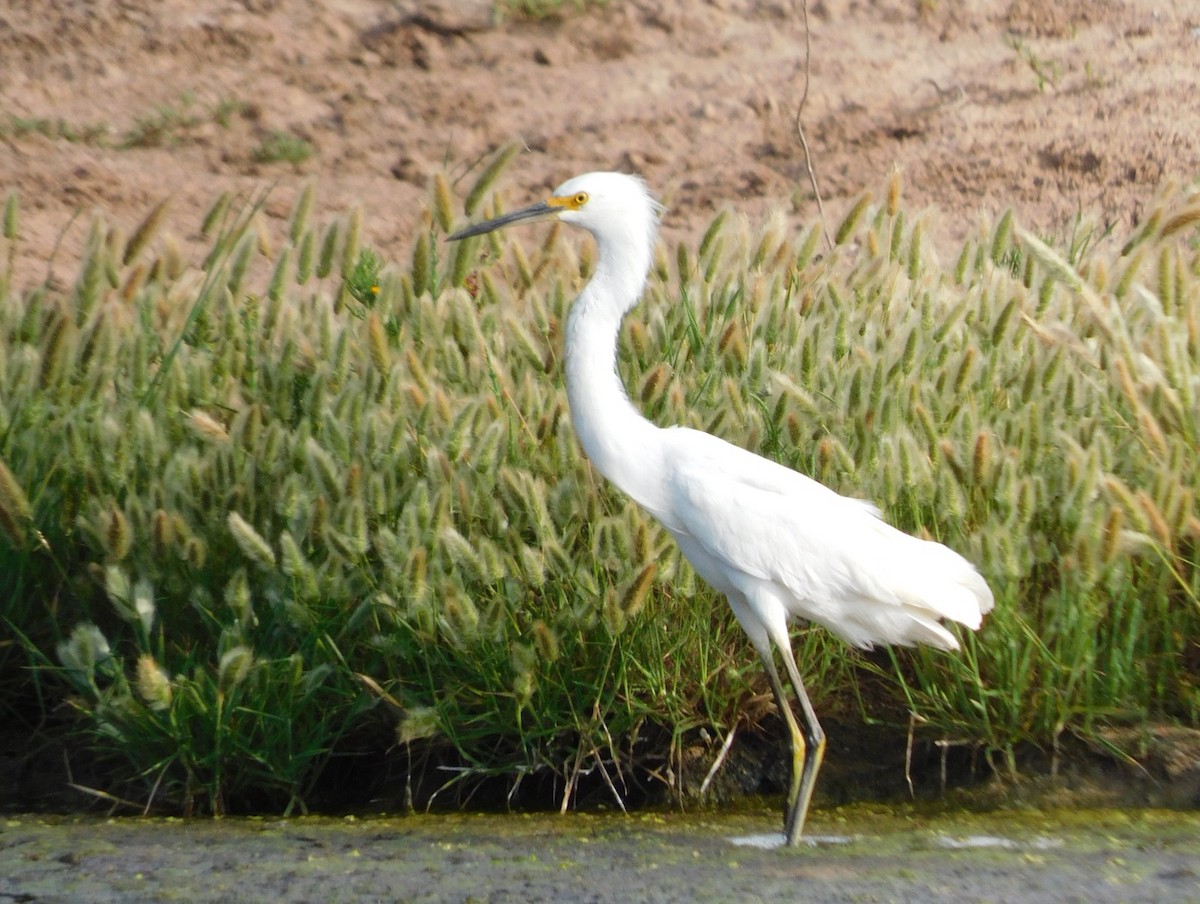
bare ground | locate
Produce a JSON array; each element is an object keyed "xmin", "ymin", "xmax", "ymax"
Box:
[{"xmin": 3, "ymin": 0, "xmax": 1199, "ymax": 291}]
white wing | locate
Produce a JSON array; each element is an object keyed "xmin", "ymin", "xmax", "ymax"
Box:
[{"xmin": 654, "ymin": 426, "xmax": 994, "ymax": 650}]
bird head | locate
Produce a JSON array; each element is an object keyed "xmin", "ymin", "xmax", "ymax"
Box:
[{"xmin": 448, "ymin": 172, "xmax": 662, "ymax": 253}]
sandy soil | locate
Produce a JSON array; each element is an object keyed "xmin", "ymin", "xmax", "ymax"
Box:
[{"xmin": 3, "ymin": 0, "xmax": 1198, "ymax": 290}]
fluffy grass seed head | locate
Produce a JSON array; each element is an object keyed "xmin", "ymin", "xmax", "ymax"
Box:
[
  {"xmin": 39, "ymin": 312, "xmax": 78, "ymax": 388},
  {"xmin": 890, "ymin": 210, "xmax": 906, "ymax": 264},
  {"xmin": 411, "ymin": 230, "xmax": 431, "ymax": 298},
  {"xmin": 226, "ymin": 232, "xmax": 256, "ymax": 297},
  {"xmin": 518, "ymin": 544, "xmax": 545, "ymax": 587},
  {"xmin": 218, "ymin": 646, "xmax": 255, "ymax": 693},
  {"xmin": 3, "ymin": 191, "xmax": 18, "ymax": 240},
  {"xmin": 151, "ymin": 509, "xmax": 175, "ymax": 557},
  {"xmin": 433, "ymin": 172, "xmax": 455, "ymax": 234},
  {"xmin": 972, "ymin": 430, "xmax": 993, "ymax": 486},
  {"xmin": 441, "ymin": 585, "xmax": 480, "ymax": 644},
  {"xmin": 718, "ymin": 319, "xmax": 747, "ymax": 366},
  {"xmin": 1157, "ymin": 200, "xmax": 1200, "ymax": 240},
  {"xmin": 0, "ymin": 456, "xmax": 33, "ymax": 547},
  {"xmin": 367, "ymin": 311, "xmax": 390, "ymax": 377},
  {"xmin": 955, "ymin": 344, "xmax": 978, "ymax": 395},
  {"xmin": 640, "ymin": 362, "xmax": 671, "ymax": 408},
  {"xmin": 407, "ymin": 545, "xmax": 428, "ymax": 597},
  {"xmin": 464, "ymin": 142, "xmax": 521, "ymax": 217},
  {"xmin": 532, "ymin": 619, "xmax": 560, "ymax": 663},
  {"xmin": 907, "ymin": 219, "xmax": 925, "ymax": 280},
  {"xmin": 278, "ymin": 528, "xmax": 319, "ymax": 600},
  {"xmin": 105, "ymin": 506, "xmax": 133, "ymax": 562},
  {"xmin": 187, "ymin": 409, "xmax": 230, "ymax": 443},
  {"xmin": 1137, "ymin": 490, "xmax": 1173, "ymax": 548},
  {"xmin": 340, "ymin": 205, "xmax": 363, "ymax": 280},
  {"xmin": 1101, "ymin": 505, "xmax": 1124, "ymax": 564},
  {"xmin": 296, "ymin": 229, "xmax": 316, "ymax": 285},
  {"xmin": 304, "ymin": 437, "xmax": 341, "ymax": 497},
  {"xmin": 817, "ymin": 436, "xmax": 837, "ymax": 474},
  {"xmin": 268, "ymin": 245, "xmax": 291, "ymax": 302},
  {"xmin": 130, "ymin": 577, "xmax": 156, "ymax": 635},
  {"xmin": 621, "ymin": 562, "xmax": 657, "ymax": 619},
  {"xmin": 990, "ymin": 209, "xmax": 1014, "ymax": 264},
  {"xmin": 57, "ymin": 623, "xmax": 112, "ymax": 682},
  {"xmin": 252, "ymin": 210, "xmax": 274, "ymax": 260},
  {"xmin": 135, "ymin": 654, "xmax": 173, "ymax": 711},
  {"xmin": 121, "ymin": 262, "xmax": 148, "ymax": 302},
  {"xmin": 184, "ymin": 535, "xmax": 207, "ymax": 568},
  {"xmin": 602, "ymin": 587, "xmax": 626, "ymax": 636},
  {"xmin": 886, "ymin": 167, "xmax": 903, "ymax": 218},
  {"xmin": 123, "ymin": 198, "xmax": 171, "ymax": 266},
  {"xmin": 699, "ymin": 209, "xmax": 728, "ymax": 262},
  {"xmin": 835, "ymin": 192, "xmax": 872, "ymax": 246},
  {"xmin": 224, "ymin": 567, "xmax": 254, "ymax": 624},
  {"xmin": 199, "ymin": 191, "xmax": 231, "ymax": 239},
  {"xmin": 289, "ymin": 181, "xmax": 315, "ymax": 245},
  {"xmin": 317, "ymin": 221, "xmax": 339, "ymax": 279},
  {"xmin": 1135, "ymin": 408, "xmax": 1168, "ymax": 459},
  {"xmin": 228, "ymin": 511, "xmax": 276, "ymax": 568},
  {"xmin": 103, "ymin": 565, "xmax": 155, "ymax": 634}
]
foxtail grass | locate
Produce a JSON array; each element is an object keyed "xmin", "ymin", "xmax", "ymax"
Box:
[{"xmin": 1, "ymin": 167, "xmax": 1198, "ymax": 815}]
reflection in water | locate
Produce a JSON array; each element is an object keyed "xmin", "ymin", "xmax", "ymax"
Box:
[
  {"xmin": 729, "ymin": 833, "xmax": 855, "ymax": 849},
  {"xmin": 936, "ymin": 835, "xmax": 1064, "ymax": 850}
]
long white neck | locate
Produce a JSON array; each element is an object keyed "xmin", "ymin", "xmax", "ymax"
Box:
[{"xmin": 564, "ymin": 230, "xmax": 667, "ymax": 515}]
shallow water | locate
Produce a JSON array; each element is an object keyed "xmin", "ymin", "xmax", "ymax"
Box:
[{"xmin": 2, "ymin": 804, "xmax": 1197, "ymax": 903}]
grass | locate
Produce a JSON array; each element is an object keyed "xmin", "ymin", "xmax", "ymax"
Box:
[
  {"xmin": 497, "ymin": 0, "xmax": 607, "ymax": 20},
  {"xmin": 1006, "ymin": 36, "xmax": 1061, "ymax": 92},
  {"xmin": 251, "ymin": 131, "xmax": 315, "ymax": 166},
  {"xmin": 1, "ymin": 94, "xmax": 256, "ymax": 153},
  {"xmin": 119, "ymin": 94, "xmax": 205, "ymax": 148},
  {"xmin": 0, "ymin": 115, "xmax": 108, "ymax": 145},
  {"xmin": 213, "ymin": 98, "xmax": 253, "ymax": 129},
  {"xmin": 0, "ymin": 157, "xmax": 1198, "ymax": 815}
]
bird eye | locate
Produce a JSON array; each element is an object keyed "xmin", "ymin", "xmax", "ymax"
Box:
[{"xmin": 572, "ymin": 192, "xmax": 589, "ymax": 208}]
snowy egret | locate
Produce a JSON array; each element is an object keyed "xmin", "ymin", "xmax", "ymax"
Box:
[{"xmin": 449, "ymin": 172, "xmax": 994, "ymax": 845}]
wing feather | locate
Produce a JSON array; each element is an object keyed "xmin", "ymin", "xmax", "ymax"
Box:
[{"xmin": 656, "ymin": 427, "xmax": 993, "ymax": 648}]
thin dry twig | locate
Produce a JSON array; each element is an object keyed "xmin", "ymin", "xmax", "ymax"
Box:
[
  {"xmin": 793, "ymin": 0, "xmax": 832, "ymax": 250},
  {"xmin": 904, "ymin": 712, "xmax": 916, "ymax": 799},
  {"xmin": 67, "ymin": 782, "xmax": 147, "ymax": 814},
  {"xmin": 561, "ymin": 745, "xmax": 585, "ymax": 814},
  {"xmin": 699, "ymin": 722, "xmax": 738, "ymax": 796},
  {"xmin": 587, "ymin": 739, "xmax": 629, "ymax": 814}
]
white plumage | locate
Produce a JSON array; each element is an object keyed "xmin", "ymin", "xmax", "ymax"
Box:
[{"xmin": 450, "ymin": 171, "xmax": 994, "ymax": 845}]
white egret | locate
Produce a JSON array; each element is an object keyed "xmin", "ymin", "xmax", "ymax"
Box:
[{"xmin": 448, "ymin": 172, "xmax": 994, "ymax": 845}]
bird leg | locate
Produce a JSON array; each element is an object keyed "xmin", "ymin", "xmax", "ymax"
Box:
[
  {"xmin": 780, "ymin": 645, "xmax": 825, "ymax": 845},
  {"xmin": 759, "ymin": 646, "xmax": 826, "ymax": 846}
]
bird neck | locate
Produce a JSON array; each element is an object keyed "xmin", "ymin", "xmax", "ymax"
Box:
[{"xmin": 564, "ymin": 235, "xmax": 665, "ymax": 511}]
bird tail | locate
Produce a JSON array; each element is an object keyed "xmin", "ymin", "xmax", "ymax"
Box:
[
  {"xmin": 890, "ymin": 540, "xmax": 994, "ymax": 648},
  {"xmin": 832, "ymin": 531, "xmax": 995, "ymax": 651}
]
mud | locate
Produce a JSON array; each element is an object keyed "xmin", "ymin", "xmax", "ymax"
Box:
[{"xmin": 3, "ymin": 806, "xmax": 1199, "ymax": 903}]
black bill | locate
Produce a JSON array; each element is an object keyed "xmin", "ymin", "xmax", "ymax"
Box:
[{"xmin": 447, "ymin": 200, "xmax": 558, "ymax": 241}]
